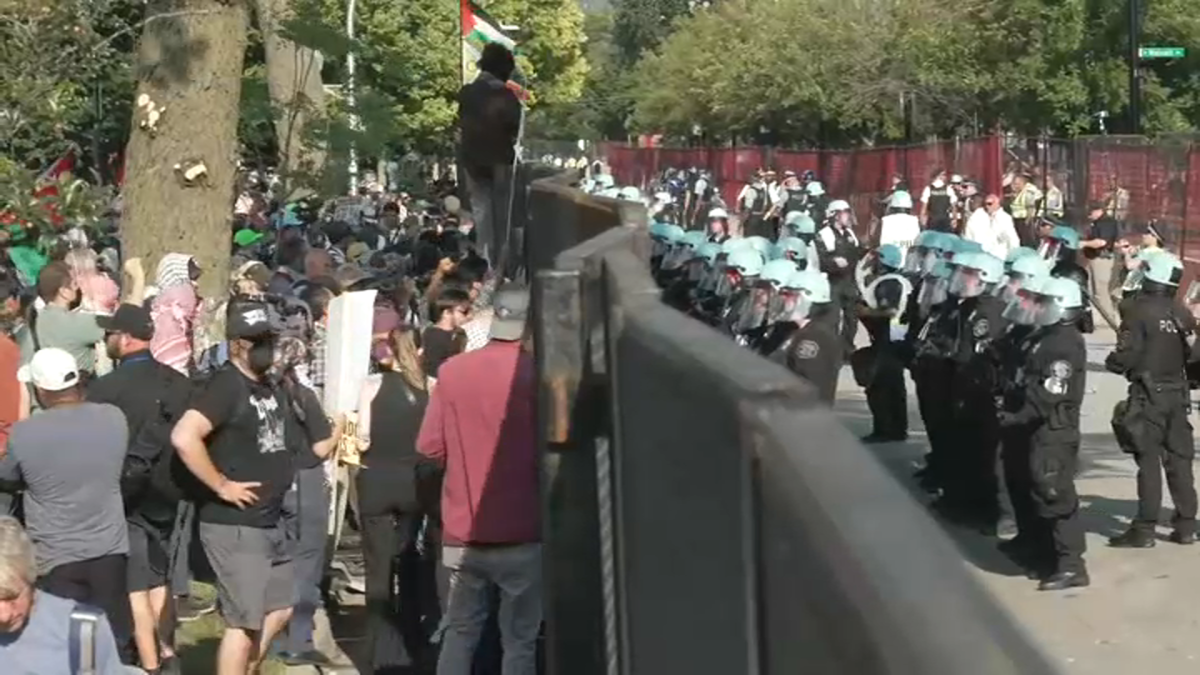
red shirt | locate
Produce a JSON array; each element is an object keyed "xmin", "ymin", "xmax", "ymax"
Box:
[
  {"xmin": 0, "ymin": 334, "xmax": 21, "ymax": 448},
  {"xmin": 417, "ymin": 340, "xmax": 539, "ymax": 545}
]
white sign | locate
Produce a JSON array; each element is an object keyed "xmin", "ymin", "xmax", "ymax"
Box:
[{"xmin": 323, "ymin": 289, "xmax": 377, "ymax": 414}]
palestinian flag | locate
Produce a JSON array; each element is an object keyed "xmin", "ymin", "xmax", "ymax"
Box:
[{"xmin": 461, "ymin": 0, "xmax": 528, "ymax": 100}]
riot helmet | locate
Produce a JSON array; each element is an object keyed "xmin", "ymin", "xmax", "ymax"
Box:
[
  {"xmin": 786, "ymin": 269, "xmax": 832, "ymax": 323},
  {"xmin": 773, "ymin": 237, "xmax": 808, "ymax": 265},
  {"xmin": 1126, "ymin": 249, "xmax": 1183, "ymax": 296},
  {"xmin": 806, "ymin": 181, "xmax": 826, "ymax": 197},
  {"xmin": 1037, "ymin": 224, "xmax": 1081, "ymax": 263},
  {"xmin": 783, "ymin": 211, "xmax": 817, "ymax": 243},
  {"xmin": 948, "ymin": 251, "xmax": 1004, "ymax": 299},
  {"xmin": 998, "ymin": 253, "xmax": 1053, "ymax": 303},
  {"xmin": 662, "ymin": 230, "xmax": 706, "ymax": 271},
  {"xmin": 1002, "ymin": 276, "xmax": 1084, "ymax": 327},
  {"xmin": 889, "ymin": 190, "xmax": 914, "ymax": 212},
  {"xmin": 917, "ymin": 260, "xmax": 954, "ymax": 313},
  {"xmin": 715, "ymin": 247, "xmax": 764, "ymax": 298}
]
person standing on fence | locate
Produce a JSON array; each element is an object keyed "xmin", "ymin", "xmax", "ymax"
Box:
[
  {"xmin": 1008, "ymin": 174, "xmax": 1042, "ymax": 247},
  {"xmin": 1080, "ymin": 202, "xmax": 1120, "ymax": 327},
  {"xmin": 457, "ymin": 43, "xmax": 523, "ymax": 266}
]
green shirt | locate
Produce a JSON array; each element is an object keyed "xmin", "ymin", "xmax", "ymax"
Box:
[{"xmin": 18, "ymin": 305, "xmax": 105, "ymax": 372}]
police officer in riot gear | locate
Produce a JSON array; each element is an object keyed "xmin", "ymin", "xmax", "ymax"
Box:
[
  {"xmin": 998, "ymin": 276, "xmax": 1089, "ymax": 591},
  {"xmin": 816, "ymin": 200, "xmax": 862, "ymax": 355},
  {"xmin": 783, "ymin": 211, "xmax": 818, "ymax": 247},
  {"xmin": 943, "ymin": 251, "xmax": 1012, "ymax": 533},
  {"xmin": 993, "ymin": 253, "xmax": 1055, "ymax": 573},
  {"xmin": 706, "ymin": 207, "xmax": 732, "ymax": 243},
  {"xmin": 1106, "ymin": 250, "xmax": 1197, "ymax": 548},
  {"xmin": 854, "ymin": 244, "xmax": 912, "ymax": 443},
  {"xmin": 910, "ymin": 258, "xmax": 959, "ymax": 493},
  {"xmin": 718, "ymin": 247, "xmax": 766, "ymax": 335},
  {"xmin": 771, "ymin": 269, "xmax": 842, "ymax": 404},
  {"xmin": 1039, "ymin": 223, "xmax": 1096, "ymax": 333}
]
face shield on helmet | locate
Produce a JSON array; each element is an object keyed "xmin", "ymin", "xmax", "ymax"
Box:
[
  {"xmin": 947, "ymin": 265, "xmax": 986, "ymax": 298},
  {"xmin": 917, "ymin": 271, "xmax": 950, "ymax": 313},
  {"xmin": 663, "ymin": 232, "xmax": 705, "ymax": 271},
  {"xmin": 733, "ymin": 282, "xmax": 774, "ymax": 332},
  {"xmin": 769, "ymin": 287, "xmax": 810, "ymax": 323},
  {"xmin": 1036, "ymin": 237, "xmax": 1064, "ymax": 262},
  {"xmin": 1002, "ymin": 287, "xmax": 1062, "ymax": 327}
]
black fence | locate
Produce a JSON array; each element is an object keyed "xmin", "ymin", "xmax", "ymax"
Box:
[{"xmin": 523, "ymin": 170, "xmax": 1062, "ymax": 675}]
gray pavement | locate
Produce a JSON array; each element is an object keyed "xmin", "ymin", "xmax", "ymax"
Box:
[{"xmin": 836, "ymin": 325, "xmax": 1200, "ymax": 674}]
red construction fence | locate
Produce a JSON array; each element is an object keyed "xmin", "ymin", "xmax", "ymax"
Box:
[{"xmin": 596, "ymin": 135, "xmax": 1200, "ymax": 263}]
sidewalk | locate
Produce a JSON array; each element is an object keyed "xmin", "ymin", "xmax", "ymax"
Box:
[{"xmin": 837, "ymin": 326, "xmax": 1200, "ymax": 675}]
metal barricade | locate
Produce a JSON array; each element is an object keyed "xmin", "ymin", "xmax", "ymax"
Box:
[{"xmin": 526, "ymin": 171, "xmax": 1060, "ymax": 675}]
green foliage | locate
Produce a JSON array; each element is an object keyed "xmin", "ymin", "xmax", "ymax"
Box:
[
  {"xmin": 0, "ymin": 0, "xmax": 140, "ymax": 172},
  {"xmin": 629, "ymin": 0, "xmax": 1200, "ymax": 143}
]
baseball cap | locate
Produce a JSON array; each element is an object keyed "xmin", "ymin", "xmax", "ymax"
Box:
[
  {"xmin": 489, "ymin": 284, "xmax": 530, "ymax": 341},
  {"xmin": 97, "ymin": 303, "xmax": 155, "ymax": 341},
  {"xmin": 233, "ymin": 228, "xmax": 266, "ymax": 247},
  {"xmin": 226, "ymin": 298, "xmax": 277, "ymax": 340},
  {"xmin": 18, "ymin": 348, "xmax": 80, "ymax": 392}
]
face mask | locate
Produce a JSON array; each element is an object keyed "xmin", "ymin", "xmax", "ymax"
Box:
[{"xmin": 247, "ymin": 337, "xmax": 276, "ymax": 376}]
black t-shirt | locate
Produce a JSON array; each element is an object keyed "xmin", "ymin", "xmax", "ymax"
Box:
[
  {"xmin": 1084, "ymin": 216, "xmax": 1119, "ymax": 259},
  {"xmin": 421, "ymin": 326, "xmax": 462, "ymax": 379},
  {"xmin": 191, "ymin": 366, "xmax": 295, "ymax": 528},
  {"xmin": 285, "ymin": 382, "xmax": 333, "ymax": 472}
]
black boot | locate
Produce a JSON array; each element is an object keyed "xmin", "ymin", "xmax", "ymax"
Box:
[
  {"xmin": 1108, "ymin": 528, "xmax": 1156, "ymax": 549},
  {"xmin": 1038, "ymin": 569, "xmax": 1090, "ymax": 591},
  {"xmin": 1169, "ymin": 530, "xmax": 1196, "ymax": 545}
]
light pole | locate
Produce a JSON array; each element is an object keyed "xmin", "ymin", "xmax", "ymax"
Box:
[
  {"xmin": 346, "ymin": 0, "xmax": 360, "ymax": 195},
  {"xmin": 1128, "ymin": 0, "xmax": 1142, "ymax": 134}
]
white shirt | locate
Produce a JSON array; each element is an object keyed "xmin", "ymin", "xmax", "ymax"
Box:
[
  {"xmin": 878, "ymin": 213, "xmax": 921, "ymax": 261},
  {"xmin": 964, "ymin": 207, "xmax": 1020, "ymax": 260}
]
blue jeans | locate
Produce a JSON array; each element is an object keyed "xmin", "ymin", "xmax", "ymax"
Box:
[{"xmin": 436, "ymin": 544, "xmax": 542, "ymax": 675}]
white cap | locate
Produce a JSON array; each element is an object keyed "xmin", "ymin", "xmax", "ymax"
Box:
[
  {"xmin": 18, "ymin": 348, "xmax": 81, "ymax": 392},
  {"xmin": 708, "ymin": 207, "xmax": 729, "ymax": 220}
]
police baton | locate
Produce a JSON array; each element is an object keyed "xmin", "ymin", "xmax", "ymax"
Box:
[{"xmin": 1081, "ymin": 287, "xmax": 1120, "ymax": 332}]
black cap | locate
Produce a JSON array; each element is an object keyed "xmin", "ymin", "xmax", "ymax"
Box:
[
  {"xmin": 226, "ymin": 298, "xmax": 277, "ymax": 340},
  {"xmin": 97, "ymin": 303, "xmax": 154, "ymax": 341}
]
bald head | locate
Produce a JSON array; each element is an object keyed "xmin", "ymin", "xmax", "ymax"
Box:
[{"xmin": 305, "ymin": 249, "xmax": 333, "ymax": 279}]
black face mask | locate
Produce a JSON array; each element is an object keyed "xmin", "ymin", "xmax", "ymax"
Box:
[{"xmin": 247, "ymin": 337, "xmax": 276, "ymax": 376}]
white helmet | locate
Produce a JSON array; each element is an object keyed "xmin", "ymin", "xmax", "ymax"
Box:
[
  {"xmin": 889, "ymin": 191, "xmax": 913, "ymax": 210},
  {"xmin": 708, "ymin": 207, "xmax": 729, "ymax": 220},
  {"xmin": 806, "ymin": 181, "xmax": 826, "ymax": 197},
  {"xmin": 826, "ymin": 199, "xmax": 851, "ymax": 217}
]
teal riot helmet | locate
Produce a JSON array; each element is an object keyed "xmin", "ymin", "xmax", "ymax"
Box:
[
  {"xmin": 1004, "ymin": 246, "xmax": 1040, "ymax": 272},
  {"xmin": 903, "ymin": 230, "xmax": 935, "ymax": 274},
  {"xmin": 700, "ymin": 237, "xmax": 752, "ymax": 293},
  {"xmin": 775, "ymin": 237, "xmax": 808, "ymax": 265},
  {"xmin": 945, "ymin": 237, "xmax": 982, "ymax": 264},
  {"xmin": 876, "ymin": 243, "xmax": 903, "ymax": 271},
  {"xmin": 744, "ymin": 236, "xmax": 773, "ymax": 259},
  {"xmin": 782, "ymin": 269, "xmax": 832, "ymax": 322},
  {"xmin": 715, "ymin": 248, "xmax": 764, "ymax": 298},
  {"xmin": 1003, "ymin": 275, "xmax": 1084, "ymax": 327},
  {"xmin": 1143, "ymin": 249, "xmax": 1184, "ymax": 288},
  {"xmin": 696, "ymin": 241, "xmax": 723, "ymax": 266},
  {"xmin": 662, "ymin": 230, "xmax": 706, "ymax": 271},
  {"xmin": 761, "ymin": 258, "xmax": 801, "ymax": 288},
  {"xmin": 909, "ymin": 231, "xmax": 954, "ymax": 276},
  {"xmin": 948, "ymin": 251, "xmax": 1004, "ymax": 299},
  {"xmin": 650, "ymin": 222, "xmax": 674, "ymax": 259},
  {"xmin": 1037, "ymin": 224, "xmax": 1082, "ymax": 262},
  {"xmin": 917, "ymin": 259, "xmax": 954, "ymax": 313},
  {"xmin": 783, "ymin": 211, "xmax": 817, "ymax": 239},
  {"xmin": 997, "ymin": 253, "xmax": 1053, "ymax": 303}
]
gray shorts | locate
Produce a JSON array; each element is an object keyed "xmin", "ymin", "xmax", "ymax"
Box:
[{"xmin": 198, "ymin": 522, "xmax": 295, "ymax": 629}]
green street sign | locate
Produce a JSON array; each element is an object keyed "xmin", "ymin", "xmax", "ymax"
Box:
[{"xmin": 1139, "ymin": 46, "xmax": 1186, "ymax": 59}]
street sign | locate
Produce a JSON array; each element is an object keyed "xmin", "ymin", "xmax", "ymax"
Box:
[{"xmin": 1138, "ymin": 46, "xmax": 1186, "ymax": 59}]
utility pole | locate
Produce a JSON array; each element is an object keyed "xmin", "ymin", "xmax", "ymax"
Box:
[
  {"xmin": 346, "ymin": 0, "xmax": 359, "ymax": 194},
  {"xmin": 1128, "ymin": 0, "xmax": 1142, "ymax": 135}
]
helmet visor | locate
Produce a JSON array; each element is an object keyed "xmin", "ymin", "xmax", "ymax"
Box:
[
  {"xmin": 662, "ymin": 244, "xmax": 694, "ymax": 271},
  {"xmin": 948, "ymin": 267, "xmax": 985, "ymax": 298},
  {"xmin": 1002, "ymin": 290, "xmax": 1063, "ymax": 327},
  {"xmin": 714, "ymin": 267, "xmax": 741, "ymax": 298},
  {"xmin": 685, "ymin": 258, "xmax": 707, "ymax": 283},
  {"xmin": 918, "ymin": 276, "xmax": 949, "ymax": 312},
  {"xmin": 903, "ymin": 246, "xmax": 926, "ymax": 274},
  {"xmin": 735, "ymin": 284, "xmax": 774, "ymax": 332},
  {"xmin": 1037, "ymin": 238, "xmax": 1063, "ymax": 261}
]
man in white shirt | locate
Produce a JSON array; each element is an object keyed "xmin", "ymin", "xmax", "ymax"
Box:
[
  {"xmin": 877, "ymin": 191, "xmax": 921, "ymax": 261},
  {"xmin": 963, "ymin": 193, "xmax": 1020, "ymax": 260}
]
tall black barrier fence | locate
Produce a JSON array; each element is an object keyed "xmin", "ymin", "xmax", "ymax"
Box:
[{"xmin": 523, "ymin": 169, "xmax": 1060, "ymax": 675}]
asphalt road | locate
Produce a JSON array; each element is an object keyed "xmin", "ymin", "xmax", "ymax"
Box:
[{"xmin": 836, "ymin": 325, "xmax": 1200, "ymax": 675}]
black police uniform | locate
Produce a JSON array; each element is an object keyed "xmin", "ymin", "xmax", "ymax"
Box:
[
  {"xmin": 995, "ymin": 324, "xmax": 1046, "ymax": 573},
  {"xmin": 1000, "ymin": 321, "xmax": 1088, "ymax": 589},
  {"xmin": 858, "ymin": 276, "xmax": 908, "ymax": 442},
  {"xmin": 911, "ymin": 299, "xmax": 959, "ymax": 492},
  {"xmin": 781, "ymin": 318, "xmax": 842, "ymax": 404},
  {"xmin": 946, "ymin": 294, "xmax": 1011, "ymax": 530},
  {"xmin": 817, "ymin": 225, "xmax": 862, "ymax": 355},
  {"xmin": 743, "ymin": 186, "xmax": 772, "ymax": 239},
  {"xmin": 1053, "ymin": 258, "xmax": 1095, "ymax": 333},
  {"xmin": 1106, "ymin": 290, "xmax": 1198, "ymax": 546}
]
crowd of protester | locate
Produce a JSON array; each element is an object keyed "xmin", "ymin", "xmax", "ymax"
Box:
[{"xmin": 0, "ymin": 178, "xmax": 541, "ymax": 675}]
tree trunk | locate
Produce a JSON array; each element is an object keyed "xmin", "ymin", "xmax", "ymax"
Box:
[
  {"xmin": 256, "ymin": 0, "xmax": 327, "ymax": 200},
  {"xmin": 120, "ymin": 0, "xmax": 249, "ymax": 301}
]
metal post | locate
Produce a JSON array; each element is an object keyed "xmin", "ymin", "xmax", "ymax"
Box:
[
  {"xmin": 346, "ymin": 0, "xmax": 359, "ymax": 195},
  {"xmin": 1128, "ymin": 0, "xmax": 1142, "ymax": 135}
]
